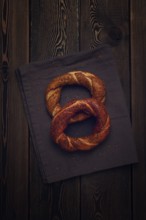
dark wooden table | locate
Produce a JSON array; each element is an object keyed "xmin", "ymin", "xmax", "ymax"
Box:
[{"xmin": 1, "ymin": 0, "xmax": 146, "ymax": 219}]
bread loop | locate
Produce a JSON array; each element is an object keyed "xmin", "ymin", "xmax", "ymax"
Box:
[
  {"xmin": 50, "ymin": 98, "xmax": 110, "ymax": 152},
  {"xmin": 45, "ymin": 71, "xmax": 106, "ymax": 123}
]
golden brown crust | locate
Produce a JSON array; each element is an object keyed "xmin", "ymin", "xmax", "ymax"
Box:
[
  {"xmin": 50, "ymin": 98, "xmax": 110, "ymax": 152},
  {"xmin": 45, "ymin": 71, "xmax": 106, "ymax": 123}
]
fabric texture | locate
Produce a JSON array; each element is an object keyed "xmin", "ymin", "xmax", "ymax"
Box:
[{"xmin": 16, "ymin": 44, "xmax": 137, "ymax": 183}]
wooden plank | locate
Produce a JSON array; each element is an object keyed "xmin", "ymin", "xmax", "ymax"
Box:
[
  {"xmin": 80, "ymin": 1, "xmax": 132, "ymax": 219},
  {"xmin": 0, "ymin": 0, "xmax": 29, "ymax": 219},
  {"xmin": 131, "ymin": 0, "xmax": 146, "ymax": 219},
  {"xmin": 30, "ymin": 1, "xmax": 80, "ymax": 219},
  {"xmin": 0, "ymin": 1, "xmax": 9, "ymax": 218},
  {"xmin": 0, "ymin": 0, "xmax": 3, "ymax": 217}
]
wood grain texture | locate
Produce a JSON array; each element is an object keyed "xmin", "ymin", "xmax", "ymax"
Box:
[
  {"xmin": 1, "ymin": 1, "xmax": 9, "ymax": 218},
  {"xmin": 31, "ymin": 0, "xmax": 79, "ymax": 61},
  {"xmin": 81, "ymin": 168, "xmax": 132, "ymax": 220},
  {"xmin": 80, "ymin": 1, "xmax": 132, "ymax": 219},
  {"xmin": 0, "ymin": 0, "xmax": 29, "ymax": 219},
  {"xmin": 0, "ymin": 0, "xmax": 5, "ymax": 218},
  {"xmin": 131, "ymin": 0, "xmax": 146, "ymax": 219},
  {"xmin": 30, "ymin": 0, "xmax": 80, "ymax": 219},
  {"xmin": 80, "ymin": 0, "xmax": 130, "ymax": 107},
  {"xmin": 107, "ymin": 0, "xmax": 131, "ymax": 108}
]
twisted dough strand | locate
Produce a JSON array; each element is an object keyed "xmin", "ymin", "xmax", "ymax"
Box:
[
  {"xmin": 46, "ymin": 71, "xmax": 106, "ymax": 123},
  {"xmin": 50, "ymin": 98, "xmax": 110, "ymax": 152}
]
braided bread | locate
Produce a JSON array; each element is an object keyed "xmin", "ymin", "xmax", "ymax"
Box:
[
  {"xmin": 45, "ymin": 71, "xmax": 106, "ymax": 123},
  {"xmin": 50, "ymin": 98, "xmax": 110, "ymax": 152}
]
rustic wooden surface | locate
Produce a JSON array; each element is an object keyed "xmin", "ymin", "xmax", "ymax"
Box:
[
  {"xmin": 0, "ymin": 0, "xmax": 146, "ymax": 220},
  {"xmin": 131, "ymin": 1, "xmax": 146, "ymax": 219}
]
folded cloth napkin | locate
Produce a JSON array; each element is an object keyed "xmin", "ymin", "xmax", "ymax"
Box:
[{"xmin": 16, "ymin": 44, "xmax": 137, "ymax": 183}]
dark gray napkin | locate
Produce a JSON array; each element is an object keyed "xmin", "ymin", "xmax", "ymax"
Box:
[{"xmin": 16, "ymin": 44, "xmax": 137, "ymax": 183}]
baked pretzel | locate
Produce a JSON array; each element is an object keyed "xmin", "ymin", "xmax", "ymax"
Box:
[
  {"xmin": 45, "ymin": 71, "xmax": 106, "ymax": 123},
  {"xmin": 50, "ymin": 98, "xmax": 110, "ymax": 152}
]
